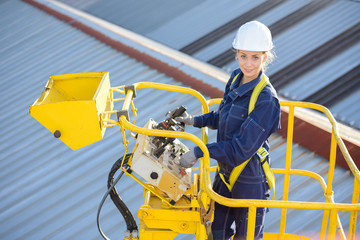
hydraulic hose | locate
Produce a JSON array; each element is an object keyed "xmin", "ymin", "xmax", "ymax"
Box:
[
  {"xmin": 97, "ymin": 154, "xmax": 138, "ymax": 240},
  {"xmin": 107, "ymin": 154, "xmax": 138, "ymax": 232}
]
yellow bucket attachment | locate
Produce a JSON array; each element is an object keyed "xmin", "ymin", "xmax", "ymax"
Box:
[{"xmin": 29, "ymin": 72, "xmax": 113, "ymax": 150}]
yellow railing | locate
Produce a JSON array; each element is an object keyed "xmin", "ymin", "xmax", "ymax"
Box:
[
  {"xmin": 207, "ymin": 99, "xmax": 360, "ymax": 240},
  {"xmin": 109, "ymin": 83, "xmax": 359, "ymax": 240}
]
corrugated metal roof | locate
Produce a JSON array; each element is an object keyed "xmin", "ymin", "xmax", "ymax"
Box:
[
  {"xmin": 60, "ymin": 0, "xmax": 265, "ymax": 50},
  {"xmin": 85, "ymin": 0, "xmax": 203, "ymax": 36},
  {"xmin": 330, "ymin": 89, "xmax": 360, "ymax": 128},
  {"xmin": 148, "ymin": 0, "xmax": 265, "ymax": 50},
  {"xmin": 0, "ymin": 0, "xmax": 358, "ymax": 239},
  {"xmin": 57, "ymin": 0, "xmax": 360, "ymax": 130},
  {"xmin": 274, "ymin": 2, "xmax": 357, "ymax": 67},
  {"xmin": 192, "ymin": 0, "xmax": 312, "ymax": 62},
  {"xmin": 279, "ymin": 42, "xmax": 360, "ymax": 100}
]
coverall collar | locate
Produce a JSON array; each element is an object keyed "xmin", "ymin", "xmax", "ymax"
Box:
[{"xmin": 230, "ymin": 71, "xmax": 263, "ymax": 97}]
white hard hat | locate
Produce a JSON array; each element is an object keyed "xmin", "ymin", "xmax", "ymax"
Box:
[{"xmin": 232, "ymin": 21, "xmax": 273, "ymax": 51}]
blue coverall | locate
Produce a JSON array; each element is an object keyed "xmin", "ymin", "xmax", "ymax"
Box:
[{"xmin": 193, "ymin": 68, "xmax": 281, "ymax": 240}]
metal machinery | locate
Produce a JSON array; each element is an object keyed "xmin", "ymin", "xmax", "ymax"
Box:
[{"xmin": 30, "ymin": 72, "xmax": 360, "ymax": 240}]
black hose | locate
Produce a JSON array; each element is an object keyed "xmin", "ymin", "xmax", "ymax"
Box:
[
  {"xmin": 97, "ymin": 170, "xmax": 124, "ymax": 240},
  {"xmin": 107, "ymin": 154, "xmax": 138, "ymax": 231},
  {"xmin": 97, "ymin": 154, "xmax": 138, "ymax": 240}
]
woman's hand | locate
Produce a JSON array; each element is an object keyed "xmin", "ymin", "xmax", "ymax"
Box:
[
  {"xmin": 174, "ymin": 111, "xmax": 194, "ymax": 125},
  {"xmin": 180, "ymin": 149, "xmax": 197, "ymax": 168}
]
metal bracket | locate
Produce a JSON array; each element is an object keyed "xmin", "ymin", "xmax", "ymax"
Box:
[
  {"xmin": 257, "ymin": 148, "xmax": 269, "ymax": 161},
  {"xmin": 124, "ymin": 85, "xmax": 136, "ymax": 98},
  {"xmin": 117, "ymin": 110, "xmax": 130, "ymax": 122}
]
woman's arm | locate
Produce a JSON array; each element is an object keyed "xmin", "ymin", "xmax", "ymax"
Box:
[{"xmin": 194, "ymin": 98, "xmax": 280, "ymax": 167}]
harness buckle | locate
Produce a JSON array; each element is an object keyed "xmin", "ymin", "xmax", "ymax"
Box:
[{"xmin": 257, "ymin": 148, "xmax": 269, "ymax": 161}]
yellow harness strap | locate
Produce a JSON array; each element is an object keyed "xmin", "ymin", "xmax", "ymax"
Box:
[{"xmin": 218, "ymin": 73, "xmax": 275, "ymax": 200}]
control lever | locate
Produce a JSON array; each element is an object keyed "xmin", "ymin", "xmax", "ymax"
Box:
[
  {"xmin": 171, "ymin": 105, "xmax": 187, "ymax": 119},
  {"xmin": 156, "ymin": 105, "xmax": 186, "ymax": 130},
  {"xmin": 153, "ymin": 106, "xmax": 187, "ymax": 158}
]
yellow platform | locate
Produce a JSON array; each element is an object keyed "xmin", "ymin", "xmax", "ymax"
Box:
[{"xmin": 29, "ymin": 72, "xmax": 113, "ymax": 150}]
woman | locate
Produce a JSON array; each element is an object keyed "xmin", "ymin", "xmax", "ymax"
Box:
[{"xmin": 175, "ymin": 21, "xmax": 281, "ymax": 239}]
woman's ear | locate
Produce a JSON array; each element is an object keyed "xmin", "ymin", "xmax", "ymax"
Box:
[{"xmin": 262, "ymin": 52, "xmax": 268, "ymax": 63}]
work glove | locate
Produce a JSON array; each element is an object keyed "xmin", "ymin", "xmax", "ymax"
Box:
[
  {"xmin": 167, "ymin": 106, "xmax": 195, "ymax": 125},
  {"xmin": 174, "ymin": 111, "xmax": 194, "ymax": 125},
  {"xmin": 180, "ymin": 149, "xmax": 198, "ymax": 168}
]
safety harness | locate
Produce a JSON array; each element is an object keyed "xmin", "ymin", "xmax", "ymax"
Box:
[{"xmin": 218, "ymin": 73, "xmax": 275, "ymax": 199}]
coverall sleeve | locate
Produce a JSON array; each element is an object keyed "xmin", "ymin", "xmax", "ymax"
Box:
[
  {"xmin": 194, "ymin": 98, "xmax": 280, "ymax": 168},
  {"xmin": 193, "ymin": 111, "xmax": 220, "ymax": 129}
]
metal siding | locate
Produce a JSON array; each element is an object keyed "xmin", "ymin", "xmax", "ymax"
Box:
[
  {"xmin": 330, "ymin": 90, "xmax": 360, "ymax": 129},
  {"xmin": 279, "ymin": 42, "xmax": 360, "ymax": 100},
  {"xmin": 266, "ymin": 0, "xmax": 359, "ymax": 76},
  {"xmin": 256, "ymin": 0, "xmax": 312, "ymax": 25},
  {"xmin": 59, "ymin": 0, "xmax": 265, "ymax": 50},
  {"xmin": 0, "ymin": 1, "xmax": 358, "ymax": 240},
  {"xmin": 147, "ymin": 0, "xmax": 264, "ymax": 49},
  {"xmin": 62, "ymin": 0, "xmax": 205, "ymax": 36},
  {"xmin": 193, "ymin": 0, "xmax": 312, "ymax": 62}
]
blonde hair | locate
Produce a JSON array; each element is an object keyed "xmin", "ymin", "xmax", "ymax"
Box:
[{"xmin": 262, "ymin": 49, "xmax": 276, "ymax": 73}]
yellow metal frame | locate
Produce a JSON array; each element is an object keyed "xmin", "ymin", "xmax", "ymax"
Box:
[
  {"xmin": 101, "ymin": 83, "xmax": 360, "ymax": 240},
  {"xmin": 30, "ymin": 75, "xmax": 359, "ymax": 239}
]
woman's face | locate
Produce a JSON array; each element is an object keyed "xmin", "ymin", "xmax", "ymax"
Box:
[{"xmin": 237, "ymin": 50, "xmax": 267, "ymax": 82}]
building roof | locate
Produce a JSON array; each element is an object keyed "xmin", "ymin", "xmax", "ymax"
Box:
[
  {"xmin": 0, "ymin": 0, "xmax": 358, "ymax": 239},
  {"xmin": 59, "ymin": 0, "xmax": 360, "ymax": 130}
]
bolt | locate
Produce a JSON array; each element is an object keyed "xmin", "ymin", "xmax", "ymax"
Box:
[{"xmin": 179, "ymin": 222, "xmax": 189, "ymax": 231}]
